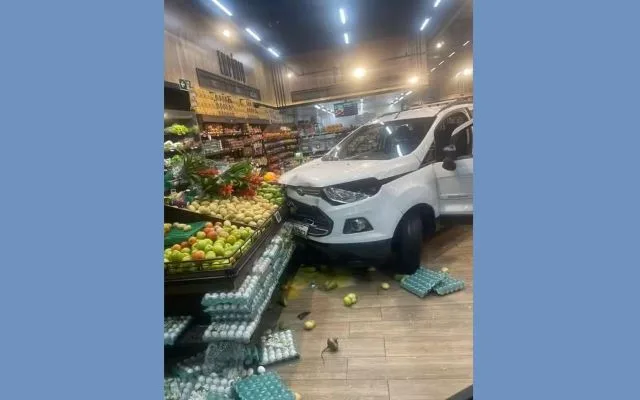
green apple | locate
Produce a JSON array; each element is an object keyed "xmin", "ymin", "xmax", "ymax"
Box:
[
  {"xmin": 213, "ymin": 245, "xmax": 225, "ymax": 256},
  {"xmin": 224, "ymin": 249, "xmax": 234, "ymax": 257},
  {"xmin": 203, "ymin": 239, "xmax": 213, "ymax": 246},
  {"xmin": 181, "ymin": 247, "xmax": 191, "ymax": 254},
  {"xmin": 204, "ymin": 244, "xmax": 215, "ymax": 253},
  {"xmin": 226, "ymin": 235, "xmax": 237, "ymax": 245},
  {"xmin": 195, "ymin": 241, "xmax": 208, "ymax": 251},
  {"xmin": 196, "ymin": 231, "xmax": 206, "ymax": 239},
  {"xmin": 182, "ymin": 255, "xmax": 191, "ymax": 261},
  {"xmin": 205, "ymin": 251, "xmax": 216, "ymax": 260},
  {"xmin": 171, "ymin": 250, "xmax": 184, "ymax": 262}
]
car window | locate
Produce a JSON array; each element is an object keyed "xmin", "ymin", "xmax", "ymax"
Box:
[
  {"xmin": 323, "ymin": 117, "xmax": 435, "ymax": 161},
  {"xmin": 423, "ymin": 111, "xmax": 469, "ymax": 164},
  {"xmin": 451, "ymin": 124, "xmax": 473, "ymax": 158}
]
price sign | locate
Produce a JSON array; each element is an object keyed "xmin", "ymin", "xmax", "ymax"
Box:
[
  {"xmin": 179, "ymin": 79, "xmax": 192, "ymax": 91},
  {"xmin": 274, "ymin": 211, "xmax": 282, "ymax": 223}
]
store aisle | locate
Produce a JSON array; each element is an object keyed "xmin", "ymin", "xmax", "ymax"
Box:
[{"xmin": 274, "ymin": 225, "xmax": 473, "ymax": 400}]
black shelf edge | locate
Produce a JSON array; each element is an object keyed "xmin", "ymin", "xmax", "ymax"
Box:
[
  {"xmin": 164, "ymin": 147, "xmax": 202, "ymax": 157},
  {"xmin": 165, "ymin": 109, "xmax": 196, "ymax": 120}
]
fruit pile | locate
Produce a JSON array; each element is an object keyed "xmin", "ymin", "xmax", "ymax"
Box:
[
  {"xmin": 186, "ymin": 196, "xmax": 278, "ymax": 227},
  {"xmin": 165, "ymin": 222, "xmax": 193, "ymax": 234},
  {"xmin": 164, "ymin": 123, "xmax": 192, "ymax": 135},
  {"xmin": 257, "ymin": 183, "xmax": 284, "ymax": 206},
  {"xmin": 164, "ymin": 221, "xmax": 255, "ymax": 271}
]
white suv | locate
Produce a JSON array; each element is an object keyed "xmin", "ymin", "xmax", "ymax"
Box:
[{"xmin": 279, "ymin": 99, "xmax": 474, "ymax": 273}]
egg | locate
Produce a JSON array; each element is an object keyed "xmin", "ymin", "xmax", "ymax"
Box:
[{"xmin": 257, "ymin": 366, "xmax": 266, "ymax": 374}]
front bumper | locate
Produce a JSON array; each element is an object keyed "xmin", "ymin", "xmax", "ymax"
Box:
[{"xmin": 285, "ymin": 187, "xmax": 403, "ymax": 245}]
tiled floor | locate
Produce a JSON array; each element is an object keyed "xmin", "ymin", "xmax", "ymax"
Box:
[{"xmin": 274, "ymin": 225, "xmax": 473, "ymax": 400}]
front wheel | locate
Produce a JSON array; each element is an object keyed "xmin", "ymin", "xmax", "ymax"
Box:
[{"xmin": 391, "ymin": 211, "xmax": 423, "ymax": 274}]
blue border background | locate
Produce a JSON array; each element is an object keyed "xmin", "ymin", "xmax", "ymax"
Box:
[
  {"xmin": 1, "ymin": 0, "xmax": 640, "ymax": 398},
  {"xmin": 0, "ymin": 0, "xmax": 162, "ymax": 398},
  {"xmin": 476, "ymin": 0, "xmax": 640, "ymax": 398}
]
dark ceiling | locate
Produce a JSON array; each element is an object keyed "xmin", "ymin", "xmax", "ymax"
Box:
[{"xmin": 207, "ymin": 0, "xmax": 465, "ymax": 55}]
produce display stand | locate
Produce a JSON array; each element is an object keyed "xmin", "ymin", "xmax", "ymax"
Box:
[{"xmin": 164, "ymin": 212, "xmax": 298, "ymax": 374}]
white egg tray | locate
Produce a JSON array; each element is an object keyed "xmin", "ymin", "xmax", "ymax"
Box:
[
  {"xmin": 200, "ymin": 228, "xmax": 293, "ymax": 309},
  {"xmin": 202, "ymin": 246, "xmax": 295, "ymax": 343},
  {"xmin": 164, "ymin": 316, "xmax": 192, "ymax": 345},
  {"xmin": 204, "ymin": 244, "xmax": 294, "ymax": 321},
  {"xmin": 259, "ymin": 330, "xmax": 299, "ymax": 366}
]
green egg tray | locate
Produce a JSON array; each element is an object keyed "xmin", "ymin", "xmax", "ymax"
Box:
[
  {"xmin": 400, "ymin": 267, "xmax": 446, "ymax": 298},
  {"xmin": 234, "ymin": 372, "xmax": 294, "ymax": 400},
  {"xmin": 434, "ymin": 274, "xmax": 465, "ymax": 295}
]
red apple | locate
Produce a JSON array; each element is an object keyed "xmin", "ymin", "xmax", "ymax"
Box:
[
  {"xmin": 206, "ymin": 231, "xmax": 217, "ymax": 240},
  {"xmin": 180, "ymin": 241, "xmax": 190, "ymax": 248},
  {"xmin": 192, "ymin": 250, "xmax": 205, "ymax": 260},
  {"xmin": 188, "ymin": 237, "xmax": 197, "ymax": 245},
  {"xmin": 204, "ymin": 222, "xmax": 214, "ymax": 229},
  {"xmin": 171, "ymin": 244, "xmax": 182, "ymax": 251}
]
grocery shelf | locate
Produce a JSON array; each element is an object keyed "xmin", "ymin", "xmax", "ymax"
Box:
[
  {"xmin": 164, "ymin": 147, "xmax": 202, "ymax": 157},
  {"xmin": 199, "ymin": 114, "xmax": 271, "ymax": 125}
]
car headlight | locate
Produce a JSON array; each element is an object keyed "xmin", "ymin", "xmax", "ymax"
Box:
[{"xmin": 322, "ymin": 178, "xmax": 381, "ymax": 205}]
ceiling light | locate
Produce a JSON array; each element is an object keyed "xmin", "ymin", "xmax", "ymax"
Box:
[
  {"xmin": 245, "ymin": 28, "xmax": 261, "ymax": 42},
  {"xmin": 448, "ymin": 51, "xmax": 455, "ymax": 58},
  {"xmin": 456, "ymin": 72, "xmax": 462, "ymax": 78},
  {"xmin": 408, "ymin": 76, "xmax": 418, "ymax": 84},
  {"xmin": 463, "ymin": 40, "xmax": 471, "ymax": 46},
  {"xmin": 438, "ymin": 60, "xmax": 445, "ymax": 66},
  {"xmin": 344, "ymin": 33, "xmax": 349, "ymax": 44},
  {"xmin": 353, "ymin": 67, "xmax": 366, "ymax": 78},
  {"xmin": 222, "ymin": 29, "xmax": 231, "ymax": 38},
  {"xmin": 268, "ymin": 48, "xmax": 280, "ymax": 58},
  {"xmin": 339, "ymin": 8, "xmax": 347, "ymax": 24},
  {"xmin": 212, "ymin": 0, "xmax": 233, "ymax": 16},
  {"xmin": 434, "ymin": 0, "xmax": 442, "ymax": 8},
  {"xmin": 430, "ymin": 67, "xmax": 436, "ymax": 72},
  {"xmin": 360, "ymin": 98, "xmax": 364, "ymax": 102},
  {"xmin": 406, "ymin": 90, "xmax": 413, "ymax": 95},
  {"xmin": 385, "ymin": 126, "xmax": 392, "ymax": 134},
  {"xmin": 314, "ymin": 105, "xmax": 320, "ymax": 109},
  {"xmin": 287, "ymin": 72, "xmax": 293, "ymax": 78},
  {"xmin": 463, "ymin": 68, "xmax": 473, "ymax": 76},
  {"xmin": 420, "ymin": 18, "xmax": 430, "ymax": 31},
  {"xmin": 436, "ymin": 41, "xmax": 444, "ymax": 49}
]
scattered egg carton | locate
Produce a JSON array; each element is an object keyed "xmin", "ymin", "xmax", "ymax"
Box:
[
  {"xmin": 234, "ymin": 372, "xmax": 295, "ymax": 400},
  {"xmin": 259, "ymin": 330, "xmax": 299, "ymax": 366},
  {"xmin": 165, "ymin": 316, "xmax": 193, "ymax": 345},
  {"xmin": 434, "ymin": 274, "xmax": 465, "ymax": 295},
  {"xmin": 400, "ymin": 268, "xmax": 446, "ymax": 298}
]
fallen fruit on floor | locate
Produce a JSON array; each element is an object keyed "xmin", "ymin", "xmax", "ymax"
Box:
[
  {"xmin": 303, "ymin": 320, "xmax": 316, "ymax": 330},
  {"xmin": 380, "ymin": 282, "xmax": 390, "ymax": 290},
  {"xmin": 343, "ymin": 293, "xmax": 357, "ymax": 306},
  {"xmin": 294, "ymin": 392, "xmax": 302, "ymax": 400},
  {"xmin": 441, "ymin": 267, "xmax": 450, "ymax": 273}
]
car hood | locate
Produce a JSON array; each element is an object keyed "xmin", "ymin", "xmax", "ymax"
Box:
[{"xmin": 279, "ymin": 156, "xmax": 419, "ymax": 187}]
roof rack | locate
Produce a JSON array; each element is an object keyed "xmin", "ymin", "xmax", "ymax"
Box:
[{"xmin": 435, "ymin": 96, "xmax": 474, "ymax": 115}]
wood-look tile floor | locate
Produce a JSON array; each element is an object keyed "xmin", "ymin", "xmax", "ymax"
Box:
[{"xmin": 274, "ymin": 225, "xmax": 473, "ymax": 400}]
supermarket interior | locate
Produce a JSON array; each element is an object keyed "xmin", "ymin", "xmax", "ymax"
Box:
[{"xmin": 164, "ymin": 0, "xmax": 473, "ymax": 399}]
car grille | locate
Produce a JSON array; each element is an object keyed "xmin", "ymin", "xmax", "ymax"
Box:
[
  {"xmin": 286, "ymin": 197, "xmax": 333, "ymax": 237},
  {"xmin": 287, "ymin": 186, "xmax": 322, "ymax": 197}
]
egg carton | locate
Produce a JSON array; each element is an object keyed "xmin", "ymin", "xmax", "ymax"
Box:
[
  {"xmin": 199, "ymin": 232, "xmax": 293, "ymax": 309},
  {"xmin": 174, "ymin": 352, "xmax": 207, "ymax": 378},
  {"xmin": 205, "ymin": 245, "xmax": 294, "ymax": 320},
  {"xmin": 400, "ymin": 268, "xmax": 446, "ymax": 298},
  {"xmin": 259, "ymin": 330, "xmax": 299, "ymax": 366},
  {"xmin": 433, "ymin": 274, "xmax": 465, "ymax": 295},
  {"xmin": 234, "ymin": 372, "xmax": 295, "ymax": 400},
  {"xmin": 165, "ymin": 316, "xmax": 193, "ymax": 345},
  {"xmin": 203, "ymin": 246, "xmax": 295, "ymax": 343}
]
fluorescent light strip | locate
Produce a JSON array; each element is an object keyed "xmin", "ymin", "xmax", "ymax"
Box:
[
  {"xmin": 245, "ymin": 28, "xmax": 261, "ymax": 41},
  {"xmin": 434, "ymin": 0, "xmax": 442, "ymax": 8},
  {"xmin": 420, "ymin": 17, "xmax": 430, "ymax": 31},
  {"xmin": 438, "ymin": 60, "xmax": 445, "ymax": 65},
  {"xmin": 463, "ymin": 40, "xmax": 471, "ymax": 46},
  {"xmin": 344, "ymin": 33, "xmax": 349, "ymax": 44},
  {"xmin": 406, "ymin": 91, "xmax": 413, "ymax": 95},
  {"xmin": 268, "ymin": 48, "xmax": 280, "ymax": 57},
  {"xmin": 339, "ymin": 8, "xmax": 347, "ymax": 24},
  {"xmin": 212, "ymin": 0, "xmax": 233, "ymax": 16},
  {"xmin": 314, "ymin": 105, "xmax": 320, "ymax": 109},
  {"xmin": 448, "ymin": 51, "xmax": 455, "ymax": 57},
  {"xmin": 431, "ymin": 67, "xmax": 436, "ymax": 72}
]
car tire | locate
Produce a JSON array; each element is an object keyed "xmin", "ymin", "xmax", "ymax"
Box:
[{"xmin": 392, "ymin": 211, "xmax": 423, "ymax": 274}]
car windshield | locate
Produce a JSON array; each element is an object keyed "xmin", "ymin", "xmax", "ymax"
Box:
[{"xmin": 322, "ymin": 117, "xmax": 435, "ymax": 161}]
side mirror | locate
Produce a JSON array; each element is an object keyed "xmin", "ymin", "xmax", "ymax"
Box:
[{"xmin": 442, "ymin": 145, "xmax": 457, "ymax": 171}]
